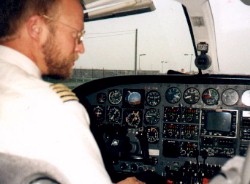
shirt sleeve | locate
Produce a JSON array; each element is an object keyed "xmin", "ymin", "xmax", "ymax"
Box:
[{"xmin": 0, "ymin": 86, "xmax": 113, "ymax": 184}]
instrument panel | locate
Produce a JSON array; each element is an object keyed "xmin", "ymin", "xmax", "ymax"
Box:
[{"xmin": 73, "ymin": 74, "xmax": 250, "ymax": 183}]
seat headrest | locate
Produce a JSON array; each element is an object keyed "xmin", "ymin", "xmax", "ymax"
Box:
[{"xmin": 0, "ymin": 153, "xmax": 69, "ymax": 184}]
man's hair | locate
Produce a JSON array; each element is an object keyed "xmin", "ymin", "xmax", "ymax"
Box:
[{"xmin": 0, "ymin": 0, "xmax": 59, "ymax": 41}]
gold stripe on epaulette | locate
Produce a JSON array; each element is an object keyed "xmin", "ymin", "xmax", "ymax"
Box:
[{"xmin": 50, "ymin": 83, "xmax": 79, "ymax": 102}]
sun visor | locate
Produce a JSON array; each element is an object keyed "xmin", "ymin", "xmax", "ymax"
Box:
[{"xmin": 82, "ymin": 0, "xmax": 156, "ymax": 21}]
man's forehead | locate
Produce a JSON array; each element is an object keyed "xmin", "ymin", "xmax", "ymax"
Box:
[
  {"xmin": 58, "ymin": 0, "xmax": 83, "ymax": 15},
  {"xmin": 58, "ymin": 0, "xmax": 84, "ymax": 22}
]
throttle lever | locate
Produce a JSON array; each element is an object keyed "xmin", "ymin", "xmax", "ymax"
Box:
[{"xmin": 136, "ymin": 127, "xmax": 150, "ymax": 163}]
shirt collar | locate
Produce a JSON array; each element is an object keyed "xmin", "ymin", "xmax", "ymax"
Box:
[{"xmin": 0, "ymin": 45, "xmax": 41, "ymax": 78}]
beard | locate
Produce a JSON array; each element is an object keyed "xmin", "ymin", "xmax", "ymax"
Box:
[{"xmin": 42, "ymin": 31, "xmax": 77, "ymax": 80}]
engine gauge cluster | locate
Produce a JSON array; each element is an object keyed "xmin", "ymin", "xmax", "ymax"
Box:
[
  {"xmin": 91, "ymin": 85, "xmax": 244, "ymax": 126},
  {"xmin": 95, "ymin": 86, "xmax": 243, "ymax": 110}
]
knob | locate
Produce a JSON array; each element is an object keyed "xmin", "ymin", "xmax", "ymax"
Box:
[
  {"xmin": 131, "ymin": 164, "xmax": 138, "ymax": 171},
  {"xmin": 120, "ymin": 163, "xmax": 128, "ymax": 170}
]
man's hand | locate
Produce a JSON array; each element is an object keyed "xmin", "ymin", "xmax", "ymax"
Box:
[{"xmin": 117, "ymin": 176, "xmax": 145, "ymax": 184}]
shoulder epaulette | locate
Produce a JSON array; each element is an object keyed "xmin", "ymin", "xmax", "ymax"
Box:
[{"xmin": 50, "ymin": 83, "xmax": 79, "ymax": 103}]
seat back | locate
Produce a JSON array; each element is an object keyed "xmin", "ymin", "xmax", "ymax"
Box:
[{"xmin": 0, "ymin": 153, "xmax": 69, "ymax": 184}]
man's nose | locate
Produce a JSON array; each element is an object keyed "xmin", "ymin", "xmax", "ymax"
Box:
[{"xmin": 76, "ymin": 42, "xmax": 85, "ymax": 54}]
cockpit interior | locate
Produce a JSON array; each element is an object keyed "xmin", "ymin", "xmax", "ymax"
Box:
[{"xmin": 1, "ymin": 0, "xmax": 250, "ymax": 184}]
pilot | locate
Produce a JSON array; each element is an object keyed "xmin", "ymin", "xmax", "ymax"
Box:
[{"xmin": 0, "ymin": 0, "xmax": 144, "ymax": 184}]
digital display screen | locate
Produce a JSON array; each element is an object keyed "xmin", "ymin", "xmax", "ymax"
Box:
[{"xmin": 205, "ymin": 112, "xmax": 232, "ymax": 132}]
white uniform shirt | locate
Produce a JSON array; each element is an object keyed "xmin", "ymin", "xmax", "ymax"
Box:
[{"xmin": 0, "ymin": 45, "xmax": 112, "ymax": 184}]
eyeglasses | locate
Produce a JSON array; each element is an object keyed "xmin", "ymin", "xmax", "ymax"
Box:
[{"xmin": 42, "ymin": 15, "xmax": 85, "ymax": 44}]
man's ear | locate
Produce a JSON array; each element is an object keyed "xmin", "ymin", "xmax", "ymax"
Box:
[{"xmin": 26, "ymin": 15, "xmax": 44, "ymax": 41}]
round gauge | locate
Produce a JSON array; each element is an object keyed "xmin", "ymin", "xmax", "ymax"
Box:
[
  {"xmin": 107, "ymin": 106, "xmax": 121, "ymax": 123},
  {"xmin": 183, "ymin": 87, "xmax": 200, "ymax": 104},
  {"xmin": 124, "ymin": 110, "xmax": 142, "ymax": 127},
  {"xmin": 146, "ymin": 127, "xmax": 159, "ymax": 143},
  {"xmin": 92, "ymin": 106, "xmax": 105, "ymax": 122},
  {"xmin": 127, "ymin": 91, "xmax": 141, "ymax": 105},
  {"xmin": 108, "ymin": 89, "xmax": 122, "ymax": 105},
  {"xmin": 222, "ymin": 89, "xmax": 239, "ymax": 106},
  {"xmin": 96, "ymin": 92, "xmax": 107, "ymax": 104},
  {"xmin": 146, "ymin": 90, "xmax": 161, "ymax": 106},
  {"xmin": 202, "ymin": 88, "xmax": 219, "ymax": 105},
  {"xmin": 242, "ymin": 90, "xmax": 250, "ymax": 106},
  {"xmin": 165, "ymin": 87, "xmax": 181, "ymax": 104},
  {"xmin": 145, "ymin": 108, "xmax": 160, "ymax": 125}
]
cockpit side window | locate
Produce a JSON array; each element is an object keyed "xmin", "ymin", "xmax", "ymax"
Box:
[{"xmin": 210, "ymin": 0, "xmax": 250, "ymax": 74}]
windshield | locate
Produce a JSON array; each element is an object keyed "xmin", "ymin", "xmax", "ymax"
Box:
[
  {"xmin": 49, "ymin": 0, "xmax": 250, "ymax": 88},
  {"xmin": 73, "ymin": 0, "xmax": 195, "ymax": 80}
]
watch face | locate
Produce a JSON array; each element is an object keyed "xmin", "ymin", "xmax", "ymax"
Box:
[{"xmin": 197, "ymin": 42, "xmax": 208, "ymax": 52}]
